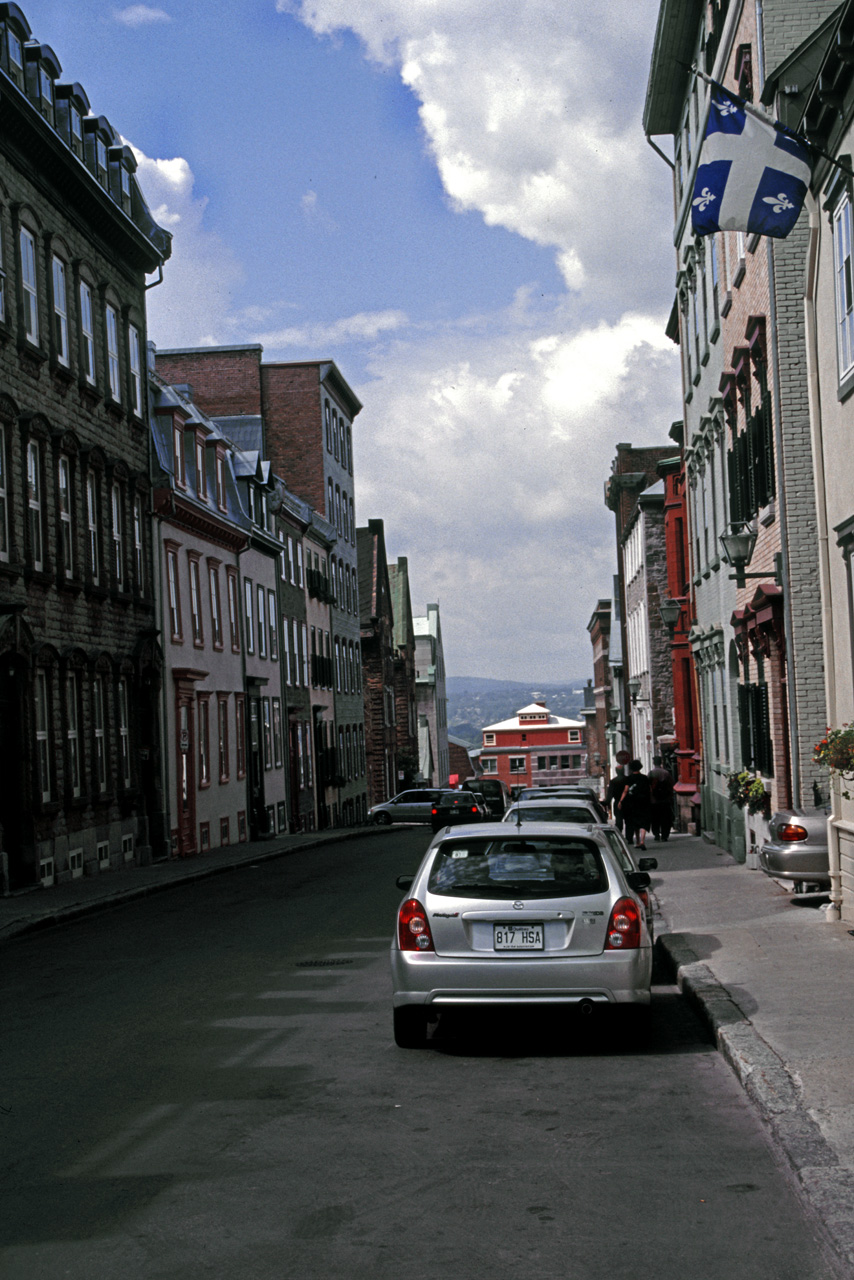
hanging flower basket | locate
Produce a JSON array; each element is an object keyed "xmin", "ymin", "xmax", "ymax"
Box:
[
  {"xmin": 726, "ymin": 770, "xmax": 771, "ymax": 816},
  {"xmin": 814, "ymin": 725, "xmax": 854, "ymax": 800}
]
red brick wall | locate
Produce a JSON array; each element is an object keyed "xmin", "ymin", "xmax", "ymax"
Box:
[
  {"xmin": 154, "ymin": 348, "xmax": 263, "ymax": 417},
  {"xmin": 261, "ymin": 365, "xmax": 324, "ymax": 511}
]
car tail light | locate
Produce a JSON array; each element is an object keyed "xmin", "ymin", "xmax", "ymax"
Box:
[
  {"xmin": 604, "ymin": 897, "xmax": 641, "ymax": 950},
  {"xmin": 398, "ymin": 898, "xmax": 435, "ymax": 952},
  {"xmin": 431, "ymin": 808, "xmax": 438, "ymax": 816},
  {"xmin": 777, "ymin": 823, "xmax": 809, "ymax": 842},
  {"xmin": 471, "ymin": 806, "xmax": 478, "ymax": 813}
]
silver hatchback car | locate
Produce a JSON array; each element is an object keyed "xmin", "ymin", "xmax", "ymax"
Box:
[{"xmin": 391, "ymin": 822, "xmax": 653, "ymax": 1047}]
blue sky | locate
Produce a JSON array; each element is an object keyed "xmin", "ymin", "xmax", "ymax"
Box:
[{"xmin": 23, "ymin": 0, "xmax": 683, "ymax": 682}]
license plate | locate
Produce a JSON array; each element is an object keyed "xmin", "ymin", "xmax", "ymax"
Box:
[{"xmin": 494, "ymin": 923, "xmax": 544, "ymax": 950}]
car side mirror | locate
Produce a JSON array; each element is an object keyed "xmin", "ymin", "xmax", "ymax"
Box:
[
  {"xmin": 638, "ymin": 857, "xmax": 658, "ymax": 872},
  {"xmin": 627, "ymin": 870, "xmax": 651, "ymax": 891},
  {"xmin": 396, "ymin": 875, "xmax": 414, "ymax": 890}
]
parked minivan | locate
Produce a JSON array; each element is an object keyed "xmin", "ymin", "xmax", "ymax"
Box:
[{"xmin": 461, "ymin": 776, "xmax": 510, "ymax": 819}]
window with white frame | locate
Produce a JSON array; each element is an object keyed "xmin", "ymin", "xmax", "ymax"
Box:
[
  {"xmin": 209, "ymin": 563, "xmax": 222, "ymax": 648},
  {"xmin": 79, "ymin": 281, "xmax": 95, "ymax": 383},
  {"xmin": 272, "ymin": 698, "xmax": 283, "ymax": 768},
  {"xmin": 52, "ymin": 255, "xmax": 69, "ymax": 365},
  {"xmin": 261, "ymin": 697, "xmax": 272, "ymax": 769},
  {"xmin": 87, "ymin": 472, "xmax": 99, "ymax": 583},
  {"xmin": 244, "ymin": 578, "xmax": 255, "ymax": 653},
  {"xmin": 189, "ymin": 556, "xmax": 203, "ymax": 644},
  {"xmin": 34, "ymin": 668, "xmax": 51, "ymax": 801},
  {"xmin": 133, "ymin": 495, "xmax": 144, "ymax": 591},
  {"xmin": 282, "ymin": 614, "xmax": 291, "ymax": 685},
  {"xmin": 117, "ymin": 677, "xmax": 130, "ymax": 788},
  {"xmin": 105, "ymin": 304, "xmax": 121, "ymax": 401},
  {"xmin": 481, "ymin": 758, "xmax": 497, "ymax": 773},
  {"xmin": 58, "ymin": 455, "xmax": 73, "ymax": 578},
  {"xmin": 27, "ymin": 440, "xmax": 42, "ymax": 570},
  {"xmin": 509, "ymin": 757, "xmax": 526, "ymax": 773},
  {"xmin": 296, "ymin": 541, "xmax": 304, "ymax": 587},
  {"xmin": 257, "ymin": 583, "xmax": 267, "ymax": 658},
  {"xmin": 93, "ymin": 674, "xmax": 107, "ymax": 792},
  {"xmin": 834, "ymin": 192, "xmax": 854, "ymax": 380},
  {"xmin": 66, "ymin": 671, "xmax": 80, "ymax": 798},
  {"xmin": 287, "ymin": 535, "xmax": 295, "ymax": 585},
  {"xmin": 268, "ymin": 590, "xmax": 278, "ymax": 660},
  {"xmin": 111, "ymin": 482, "xmax": 123, "ymax": 587},
  {"xmin": 128, "ymin": 324, "xmax": 142, "ymax": 416},
  {"xmin": 215, "ymin": 449, "xmax": 226, "ymax": 509},
  {"xmin": 198, "ymin": 695, "xmax": 210, "ymax": 786},
  {"xmin": 166, "ymin": 547, "xmax": 181, "ymax": 639},
  {"xmin": 195, "ymin": 434, "xmax": 206, "ymax": 500},
  {"xmin": 20, "ymin": 227, "xmax": 38, "ymax": 343},
  {"xmin": 335, "ymin": 638, "xmax": 341, "ymax": 691}
]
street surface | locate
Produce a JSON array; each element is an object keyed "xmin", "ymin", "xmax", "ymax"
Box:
[{"xmin": 0, "ymin": 829, "xmax": 843, "ymax": 1279}]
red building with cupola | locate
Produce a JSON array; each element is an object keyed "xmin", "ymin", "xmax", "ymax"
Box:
[{"xmin": 480, "ymin": 702, "xmax": 587, "ymax": 791}]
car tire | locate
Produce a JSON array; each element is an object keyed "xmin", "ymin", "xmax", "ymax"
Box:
[
  {"xmin": 374, "ymin": 811, "xmax": 392, "ymax": 826},
  {"xmin": 393, "ymin": 1005, "xmax": 428, "ymax": 1048}
]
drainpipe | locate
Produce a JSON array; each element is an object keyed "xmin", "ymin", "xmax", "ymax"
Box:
[
  {"xmin": 802, "ymin": 192, "xmax": 842, "ymax": 919},
  {"xmin": 766, "ymin": 236, "xmax": 801, "ymax": 808}
]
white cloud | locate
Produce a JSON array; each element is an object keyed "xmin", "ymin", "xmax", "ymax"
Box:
[
  {"xmin": 130, "ymin": 147, "xmax": 245, "ymax": 348},
  {"xmin": 113, "ymin": 5, "xmax": 171, "ymax": 27},
  {"xmin": 280, "ymin": 0, "xmax": 672, "ymax": 305},
  {"xmin": 255, "ymin": 309, "xmax": 408, "ymax": 351},
  {"xmin": 350, "ymin": 308, "xmax": 680, "ymax": 679}
]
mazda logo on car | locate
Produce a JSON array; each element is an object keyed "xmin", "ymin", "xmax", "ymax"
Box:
[{"xmin": 513, "ymin": 901, "xmax": 524, "ymax": 910}]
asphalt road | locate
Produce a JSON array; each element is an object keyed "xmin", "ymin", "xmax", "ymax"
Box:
[{"xmin": 0, "ymin": 828, "xmax": 843, "ymax": 1279}]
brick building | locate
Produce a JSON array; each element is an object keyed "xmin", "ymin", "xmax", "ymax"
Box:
[
  {"xmin": 586, "ymin": 599, "xmax": 612, "ymax": 780},
  {"xmin": 153, "ymin": 345, "xmax": 368, "ymax": 826},
  {"xmin": 387, "ymin": 555, "xmax": 419, "ymax": 787},
  {"xmin": 357, "ymin": 519, "xmax": 397, "ymax": 807},
  {"xmin": 480, "ymin": 702, "xmax": 587, "ymax": 791},
  {"xmin": 0, "ymin": 4, "xmax": 171, "ymax": 890}
]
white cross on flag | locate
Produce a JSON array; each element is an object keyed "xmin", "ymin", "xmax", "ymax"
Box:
[{"xmin": 691, "ymin": 84, "xmax": 812, "ymax": 238}]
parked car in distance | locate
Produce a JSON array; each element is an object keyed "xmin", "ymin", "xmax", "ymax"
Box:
[
  {"xmin": 502, "ymin": 798, "xmax": 604, "ymax": 828},
  {"xmin": 760, "ymin": 808, "xmax": 830, "ymax": 894},
  {"xmin": 430, "ymin": 792, "xmax": 488, "ymax": 832},
  {"xmin": 370, "ymin": 789, "xmax": 445, "ymax": 825},
  {"xmin": 391, "ymin": 821, "xmax": 654, "ymax": 1047},
  {"xmin": 461, "ymin": 777, "xmax": 510, "ymax": 818},
  {"xmin": 515, "ymin": 787, "xmax": 608, "ymax": 822}
]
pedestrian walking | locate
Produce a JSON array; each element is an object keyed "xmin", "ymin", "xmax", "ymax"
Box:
[
  {"xmin": 618, "ymin": 759, "xmax": 652, "ymax": 850},
  {"xmin": 605, "ymin": 767, "xmax": 626, "ymax": 834},
  {"xmin": 649, "ymin": 755, "xmax": 675, "ymax": 842}
]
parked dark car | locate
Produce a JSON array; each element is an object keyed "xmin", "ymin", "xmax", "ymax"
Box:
[
  {"xmin": 431, "ymin": 792, "xmax": 488, "ymax": 832},
  {"xmin": 759, "ymin": 809, "xmax": 830, "ymax": 894},
  {"xmin": 461, "ymin": 777, "xmax": 509, "ymax": 818}
]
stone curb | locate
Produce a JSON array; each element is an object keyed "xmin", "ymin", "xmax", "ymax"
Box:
[
  {"xmin": 0, "ymin": 825, "xmax": 396, "ymax": 944},
  {"xmin": 658, "ymin": 932, "xmax": 854, "ymax": 1276}
]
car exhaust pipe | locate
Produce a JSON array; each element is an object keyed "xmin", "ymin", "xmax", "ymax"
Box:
[{"xmin": 578, "ymin": 999, "xmax": 595, "ymax": 1017}]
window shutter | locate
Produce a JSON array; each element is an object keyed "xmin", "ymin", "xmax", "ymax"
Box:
[
  {"xmin": 762, "ymin": 390, "xmax": 775, "ymax": 502},
  {"xmin": 756, "ymin": 682, "xmax": 773, "ymax": 776},
  {"xmin": 738, "ymin": 682, "xmax": 752, "ymax": 768}
]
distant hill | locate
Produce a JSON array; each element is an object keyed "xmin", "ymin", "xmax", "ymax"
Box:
[{"xmin": 447, "ymin": 676, "xmax": 592, "ymax": 750}]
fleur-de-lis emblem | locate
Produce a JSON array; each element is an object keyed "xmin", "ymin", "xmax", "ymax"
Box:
[
  {"xmin": 693, "ymin": 187, "xmax": 716, "ymax": 212},
  {"xmin": 713, "ymin": 95, "xmax": 739, "ymax": 117},
  {"xmin": 762, "ymin": 192, "xmax": 794, "ymax": 213}
]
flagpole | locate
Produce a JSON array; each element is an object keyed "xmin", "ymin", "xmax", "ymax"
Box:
[{"xmin": 687, "ymin": 61, "xmax": 854, "ymax": 182}]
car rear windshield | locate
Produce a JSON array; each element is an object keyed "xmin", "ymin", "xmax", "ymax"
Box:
[
  {"xmin": 508, "ymin": 806, "xmax": 594, "ymax": 824},
  {"xmin": 427, "ymin": 838, "xmax": 607, "ymax": 899}
]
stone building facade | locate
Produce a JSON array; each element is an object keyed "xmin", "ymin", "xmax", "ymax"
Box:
[
  {"xmin": 0, "ymin": 3, "xmax": 170, "ymax": 889},
  {"xmin": 388, "ymin": 555, "xmax": 419, "ymax": 787},
  {"xmin": 414, "ymin": 603, "xmax": 449, "ymax": 788}
]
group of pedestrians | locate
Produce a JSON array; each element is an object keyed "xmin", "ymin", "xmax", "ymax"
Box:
[{"xmin": 605, "ymin": 757, "xmax": 675, "ymax": 851}]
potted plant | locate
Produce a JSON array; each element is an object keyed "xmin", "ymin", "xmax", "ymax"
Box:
[
  {"xmin": 726, "ymin": 770, "xmax": 770, "ymax": 816},
  {"xmin": 814, "ymin": 725, "xmax": 854, "ymax": 799}
]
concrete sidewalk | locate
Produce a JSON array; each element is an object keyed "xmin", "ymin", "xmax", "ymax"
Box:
[
  {"xmin": 0, "ymin": 825, "xmax": 389, "ymax": 943},
  {"xmin": 653, "ymin": 832, "xmax": 854, "ymax": 1275}
]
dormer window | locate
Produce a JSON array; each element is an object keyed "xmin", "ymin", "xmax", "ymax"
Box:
[
  {"xmin": 96, "ymin": 138, "xmax": 108, "ymax": 184},
  {"xmin": 7, "ymin": 29, "xmax": 21, "ymax": 69},
  {"xmin": 172, "ymin": 423, "xmax": 185, "ymax": 487},
  {"xmin": 24, "ymin": 42, "xmax": 61, "ymax": 124},
  {"xmin": 39, "ymin": 66, "xmax": 52, "ymax": 104},
  {"xmin": 71, "ymin": 105, "xmax": 81, "ymax": 140},
  {"xmin": 194, "ymin": 431, "xmax": 207, "ymax": 500}
]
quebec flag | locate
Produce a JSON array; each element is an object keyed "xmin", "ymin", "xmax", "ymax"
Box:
[{"xmin": 691, "ymin": 84, "xmax": 812, "ymax": 238}]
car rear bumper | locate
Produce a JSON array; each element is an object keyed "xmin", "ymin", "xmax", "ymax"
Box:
[
  {"xmin": 391, "ymin": 947, "xmax": 652, "ymax": 1007},
  {"xmin": 759, "ymin": 844, "xmax": 830, "ymax": 884}
]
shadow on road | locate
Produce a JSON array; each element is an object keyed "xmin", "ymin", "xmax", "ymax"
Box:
[{"xmin": 425, "ymin": 987, "xmax": 714, "ymax": 1059}]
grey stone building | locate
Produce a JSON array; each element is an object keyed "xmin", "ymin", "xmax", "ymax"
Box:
[
  {"xmin": 414, "ymin": 603, "xmax": 449, "ymax": 788},
  {"xmin": 0, "ymin": 3, "xmax": 170, "ymax": 889}
]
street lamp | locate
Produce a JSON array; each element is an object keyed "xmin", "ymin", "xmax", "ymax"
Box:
[
  {"xmin": 719, "ymin": 522, "xmax": 763, "ymax": 589},
  {"xmin": 658, "ymin": 596, "xmax": 682, "ymax": 639},
  {"xmin": 627, "ymin": 676, "xmax": 641, "ymax": 705}
]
